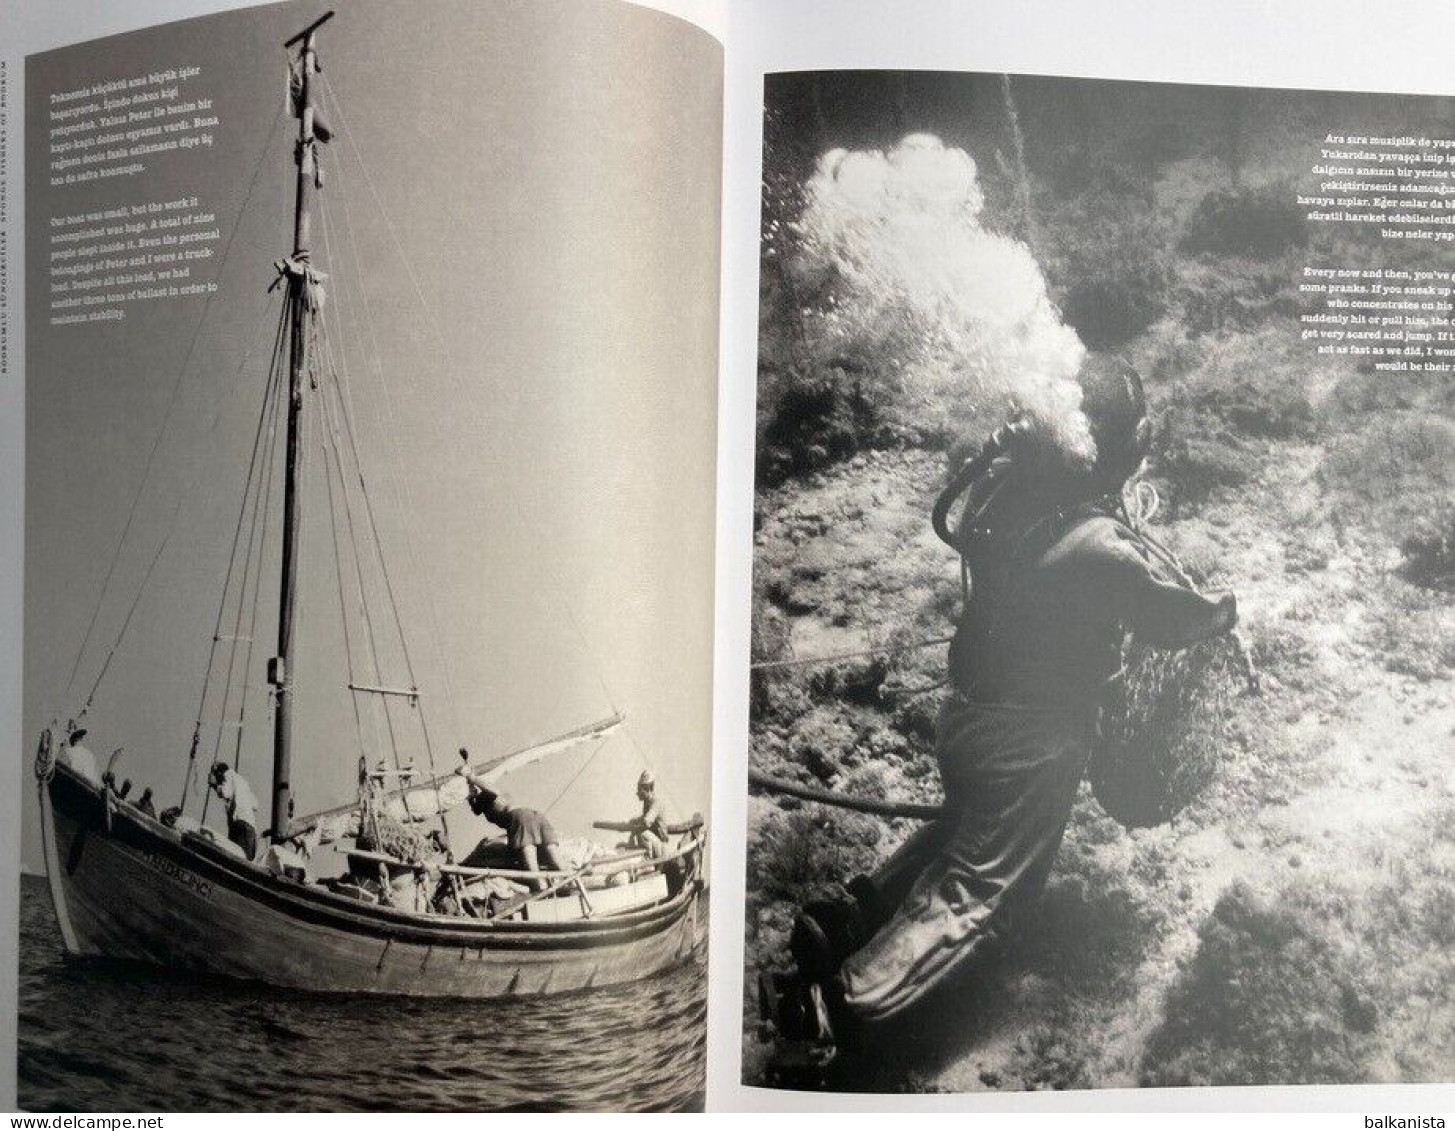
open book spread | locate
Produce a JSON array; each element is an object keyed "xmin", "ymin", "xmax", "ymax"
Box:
[{"xmin": 0, "ymin": 0, "xmax": 1451, "ymax": 1116}]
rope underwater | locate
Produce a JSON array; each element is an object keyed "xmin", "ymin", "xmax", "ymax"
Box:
[
  {"xmin": 750, "ymin": 635, "xmax": 952, "ymax": 672},
  {"xmin": 745, "ymin": 481, "xmax": 1258, "ymax": 821},
  {"xmin": 748, "ymin": 768, "xmax": 943, "ymax": 821}
]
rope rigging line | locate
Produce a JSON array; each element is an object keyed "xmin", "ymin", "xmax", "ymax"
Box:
[
  {"xmin": 189, "ymin": 311, "xmax": 289, "ymax": 816},
  {"xmin": 95, "ymin": 287, "xmax": 286, "ymax": 774},
  {"xmin": 315, "ymin": 343, "xmax": 405, "ymax": 776},
  {"xmin": 78, "ymin": 501, "xmax": 183, "ymax": 724},
  {"xmin": 179, "ymin": 301, "xmax": 290, "ymax": 807},
  {"xmin": 206, "ymin": 312, "xmax": 288, "ymax": 777},
  {"xmin": 317, "ymin": 324, "xmax": 424, "ymax": 705},
  {"xmin": 223, "ymin": 337, "xmax": 287, "ymax": 777},
  {"xmin": 315, "ymin": 334, "xmax": 393, "ymax": 786},
  {"xmin": 313, "ymin": 197, "xmax": 451, "ymax": 810},
  {"xmin": 313, "ymin": 307, "xmax": 447, "ymax": 804},
  {"xmin": 314, "ymin": 148, "xmax": 462, "ymax": 754},
  {"xmin": 321, "ymin": 74, "xmax": 670, "ymax": 811},
  {"xmin": 63, "ymin": 103, "xmax": 289, "ymax": 713},
  {"xmin": 318, "ymin": 78, "xmax": 619, "ymax": 714},
  {"xmin": 204, "ymin": 332, "xmax": 287, "ymax": 827},
  {"xmin": 228, "ymin": 376, "xmax": 286, "ymax": 775},
  {"xmin": 316, "ymin": 336, "xmax": 447, "ymax": 836},
  {"xmin": 317, "ymin": 358, "xmax": 373, "ymax": 775},
  {"xmin": 542, "ymin": 738, "xmax": 610, "ymax": 817},
  {"xmin": 324, "ymin": 76, "xmax": 627, "ymax": 715}
]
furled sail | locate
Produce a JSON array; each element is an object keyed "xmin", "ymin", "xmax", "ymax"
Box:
[
  {"xmin": 391, "ymin": 711, "xmax": 624, "ymax": 821},
  {"xmin": 298, "ymin": 712, "xmax": 624, "ymax": 834}
]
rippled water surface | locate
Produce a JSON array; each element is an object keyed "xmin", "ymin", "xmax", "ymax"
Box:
[{"xmin": 18, "ymin": 876, "xmax": 706, "ymax": 1111}]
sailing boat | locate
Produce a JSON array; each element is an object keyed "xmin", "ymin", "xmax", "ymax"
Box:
[{"xmin": 33, "ymin": 11, "xmax": 705, "ymax": 999}]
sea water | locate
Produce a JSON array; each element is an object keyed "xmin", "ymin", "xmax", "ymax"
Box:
[{"xmin": 17, "ymin": 875, "xmax": 706, "ymax": 1112}]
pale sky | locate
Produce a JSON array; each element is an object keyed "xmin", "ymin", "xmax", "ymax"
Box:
[{"xmin": 23, "ymin": 0, "xmax": 723, "ymax": 868}]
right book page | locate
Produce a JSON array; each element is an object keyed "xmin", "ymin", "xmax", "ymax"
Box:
[{"xmin": 711, "ymin": 0, "xmax": 1455, "ymax": 1110}]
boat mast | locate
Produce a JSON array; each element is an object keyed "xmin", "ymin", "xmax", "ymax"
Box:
[{"xmin": 270, "ymin": 10, "xmax": 334, "ymax": 840}]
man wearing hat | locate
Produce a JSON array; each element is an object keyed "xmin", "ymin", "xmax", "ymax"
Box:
[
  {"xmin": 628, "ymin": 771, "xmax": 670, "ymax": 859},
  {"xmin": 209, "ymin": 761, "xmax": 260, "ymax": 860}
]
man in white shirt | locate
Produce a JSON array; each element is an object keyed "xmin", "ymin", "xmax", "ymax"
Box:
[
  {"xmin": 56, "ymin": 723, "xmax": 100, "ymax": 785},
  {"xmin": 209, "ymin": 761, "xmax": 260, "ymax": 860}
]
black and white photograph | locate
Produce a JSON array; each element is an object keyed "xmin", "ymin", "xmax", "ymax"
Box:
[
  {"xmin": 7, "ymin": 0, "xmax": 1455, "ymax": 1118},
  {"xmin": 745, "ymin": 70, "xmax": 1454, "ymax": 1092},
  {"xmin": 19, "ymin": 0, "xmax": 720, "ymax": 1112}
]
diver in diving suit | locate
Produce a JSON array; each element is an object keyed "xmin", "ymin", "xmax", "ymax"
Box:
[{"xmin": 767, "ymin": 357, "xmax": 1239, "ymax": 1043}]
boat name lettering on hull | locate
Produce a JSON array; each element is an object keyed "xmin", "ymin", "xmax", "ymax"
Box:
[{"xmin": 139, "ymin": 849, "xmax": 214, "ymax": 900}]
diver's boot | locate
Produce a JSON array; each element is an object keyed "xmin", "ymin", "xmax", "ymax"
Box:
[
  {"xmin": 817, "ymin": 974, "xmax": 864, "ymax": 1058},
  {"xmin": 846, "ymin": 873, "xmax": 892, "ymax": 934},
  {"xmin": 789, "ymin": 895, "xmax": 872, "ymax": 981},
  {"xmin": 757, "ymin": 969, "xmax": 841, "ymax": 1086},
  {"xmin": 791, "ymin": 902, "xmax": 855, "ymax": 978},
  {"xmin": 757, "ymin": 970, "xmax": 804, "ymax": 1041},
  {"xmin": 758, "ymin": 971, "xmax": 868, "ymax": 1087},
  {"xmin": 789, "ymin": 872, "xmax": 896, "ymax": 981},
  {"xmin": 757, "ymin": 969, "xmax": 839, "ymax": 1041}
]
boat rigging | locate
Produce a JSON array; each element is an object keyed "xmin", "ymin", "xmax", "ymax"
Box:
[{"xmin": 33, "ymin": 10, "xmax": 706, "ymax": 1000}]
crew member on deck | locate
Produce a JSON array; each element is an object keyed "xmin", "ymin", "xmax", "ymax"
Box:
[
  {"xmin": 627, "ymin": 771, "xmax": 670, "ymax": 859},
  {"xmin": 58, "ymin": 723, "xmax": 100, "ymax": 785},
  {"xmin": 210, "ymin": 761, "xmax": 260, "ymax": 860},
  {"xmin": 456, "ymin": 753, "xmax": 565, "ymax": 887}
]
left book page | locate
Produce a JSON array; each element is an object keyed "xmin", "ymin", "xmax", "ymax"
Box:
[{"xmin": 5, "ymin": 0, "xmax": 721, "ymax": 1112}]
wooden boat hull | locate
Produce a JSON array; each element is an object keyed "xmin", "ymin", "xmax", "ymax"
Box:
[{"xmin": 38, "ymin": 763, "xmax": 702, "ymax": 998}]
